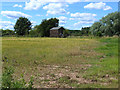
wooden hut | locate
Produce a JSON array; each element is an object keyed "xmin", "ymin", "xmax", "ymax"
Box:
[{"xmin": 50, "ymin": 27, "xmax": 65, "ymax": 37}]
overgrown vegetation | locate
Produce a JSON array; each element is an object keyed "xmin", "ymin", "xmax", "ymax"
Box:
[
  {"xmin": 90, "ymin": 12, "xmax": 120, "ymax": 36},
  {"xmin": 69, "ymin": 27, "xmax": 90, "ymax": 36},
  {"xmin": 2, "ymin": 37, "xmax": 118, "ymax": 88},
  {"xmin": 1, "ymin": 10, "xmax": 119, "ymax": 88},
  {"xmin": 82, "ymin": 37, "xmax": 118, "ymax": 87},
  {"xmin": 2, "ymin": 66, "xmax": 34, "ymax": 88},
  {"xmin": 1, "ymin": 29, "xmax": 15, "ymax": 36},
  {"xmin": 31, "ymin": 18, "xmax": 59, "ymax": 37}
]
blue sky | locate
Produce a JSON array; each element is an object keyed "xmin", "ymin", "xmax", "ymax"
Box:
[{"xmin": 0, "ymin": 0, "xmax": 119, "ymax": 30}]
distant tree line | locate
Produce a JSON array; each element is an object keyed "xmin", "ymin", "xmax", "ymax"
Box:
[
  {"xmin": 1, "ymin": 11, "xmax": 120, "ymax": 37},
  {"xmin": 1, "ymin": 29, "xmax": 15, "ymax": 36},
  {"xmin": 69, "ymin": 27, "xmax": 90, "ymax": 36}
]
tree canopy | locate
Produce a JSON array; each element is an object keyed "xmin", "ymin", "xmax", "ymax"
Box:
[
  {"xmin": 1, "ymin": 29, "xmax": 15, "ymax": 36},
  {"xmin": 90, "ymin": 12, "xmax": 120, "ymax": 36},
  {"xmin": 14, "ymin": 17, "xmax": 32, "ymax": 36},
  {"xmin": 35, "ymin": 18, "xmax": 59, "ymax": 37}
]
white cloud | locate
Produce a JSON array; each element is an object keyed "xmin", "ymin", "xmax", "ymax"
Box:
[
  {"xmin": 13, "ymin": 4, "xmax": 22, "ymax": 8},
  {"xmin": 70, "ymin": 13, "xmax": 97, "ymax": 23},
  {"xmin": 43, "ymin": 3, "xmax": 69, "ymax": 15},
  {"xmin": 70, "ymin": 13, "xmax": 97, "ymax": 21},
  {"xmin": 65, "ymin": 0, "xmax": 83, "ymax": 4},
  {"xmin": 0, "ymin": 21, "xmax": 14, "ymax": 30},
  {"xmin": 58, "ymin": 16, "xmax": 67, "ymax": 25},
  {"xmin": 70, "ymin": 12, "xmax": 97, "ymax": 28},
  {"xmin": 23, "ymin": 0, "xmax": 119, "ymax": 10},
  {"xmin": 24, "ymin": 0, "xmax": 72, "ymax": 15},
  {"xmin": 82, "ymin": 25, "xmax": 91, "ymax": 28},
  {"xmin": 1, "ymin": 11, "xmax": 32, "ymax": 19},
  {"xmin": 67, "ymin": 12, "xmax": 70, "ymax": 14},
  {"xmin": 71, "ymin": 13, "xmax": 97, "ymax": 18},
  {"xmin": 0, "ymin": 21, "xmax": 14, "ymax": 25},
  {"xmin": 70, "ymin": 17, "xmax": 96, "ymax": 21},
  {"xmin": 84, "ymin": 0, "xmax": 119, "ymax": 2},
  {"xmin": 84, "ymin": 2, "xmax": 112, "ymax": 10},
  {"xmin": 103, "ymin": 6, "xmax": 112, "ymax": 10},
  {"xmin": 74, "ymin": 21, "xmax": 94, "ymax": 26},
  {"xmin": 24, "ymin": 0, "xmax": 48, "ymax": 10},
  {"xmin": 59, "ymin": 20, "xmax": 66, "ymax": 24},
  {"xmin": 58, "ymin": 16, "xmax": 67, "ymax": 21},
  {"xmin": 31, "ymin": 21, "xmax": 37, "ymax": 28},
  {"xmin": 36, "ymin": 14, "xmax": 43, "ymax": 16},
  {"xmin": 31, "ymin": 21, "xmax": 36, "ymax": 24},
  {"xmin": 24, "ymin": 0, "xmax": 77, "ymax": 10}
]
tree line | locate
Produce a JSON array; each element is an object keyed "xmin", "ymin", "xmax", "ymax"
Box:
[
  {"xmin": 1, "ymin": 11, "xmax": 120, "ymax": 37},
  {"xmin": 90, "ymin": 12, "xmax": 120, "ymax": 37}
]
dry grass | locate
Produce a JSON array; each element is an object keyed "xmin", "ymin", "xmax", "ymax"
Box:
[{"xmin": 2, "ymin": 37, "xmax": 118, "ymax": 88}]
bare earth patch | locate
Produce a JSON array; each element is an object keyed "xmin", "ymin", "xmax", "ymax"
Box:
[{"xmin": 13, "ymin": 64, "xmax": 104, "ymax": 88}]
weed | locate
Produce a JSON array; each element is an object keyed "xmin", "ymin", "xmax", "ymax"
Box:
[
  {"xmin": 2, "ymin": 66, "xmax": 34, "ymax": 88},
  {"xmin": 2, "ymin": 37, "xmax": 118, "ymax": 88},
  {"xmin": 50, "ymin": 74, "xmax": 55, "ymax": 77}
]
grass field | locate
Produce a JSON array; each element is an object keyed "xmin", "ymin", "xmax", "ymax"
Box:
[{"xmin": 2, "ymin": 37, "xmax": 118, "ymax": 88}]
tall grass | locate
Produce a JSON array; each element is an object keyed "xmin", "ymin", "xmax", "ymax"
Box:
[
  {"xmin": 2, "ymin": 37, "xmax": 118, "ymax": 88},
  {"xmin": 82, "ymin": 37, "xmax": 118, "ymax": 88}
]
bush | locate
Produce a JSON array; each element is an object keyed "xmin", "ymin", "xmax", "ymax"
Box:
[
  {"xmin": 2, "ymin": 66, "xmax": 34, "ymax": 88},
  {"xmin": 63, "ymin": 29, "xmax": 70, "ymax": 37}
]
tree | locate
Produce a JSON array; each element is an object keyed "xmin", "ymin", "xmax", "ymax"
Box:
[
  {"xmin": 14, "ymin": 17, "xmax": 32, "ymax": 36},
  {"xmin": 69, "ymin": 30, "xmax": 82, "ymax": 36},
  {"xmin": 90, "ymin": 12, "xmax": 120, "ymax": 36},
  {"xmin": 29, "ymin": 25, "xmax": 40, "ymax": 37},
  {"xmin": 36, "ymin": 18, "xmax": 59, "ymax": 37},
  {"xmin": 2, "ymin": 29, "xmax": 15, "ymax": 36},
  {"xmin": 29, "ymin": 29, "xmax": 38, "ymax": 37},
  {"xmin": 90, "ymin": 22, "xmax": 103, "ymax": 36},
  {"xmin": 63, "ymin": 29, "xmax": 70, "ymax": 37},
  {"xmin": 81, "ymin": 27, "xmax": 90, "ymax": 36},
  {"xmin": 0, "ymin": 29, "xmax": 3, "ymax": 37}
]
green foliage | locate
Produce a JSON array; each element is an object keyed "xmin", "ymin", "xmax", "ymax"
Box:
[
  {"xmin": 2, "ymin": 66, "xmax": 34, "ymax": 88},
  {"xmin": 29, "ymin": 29, "xmax": 38, "ymax": 37},
  {"xmin": 69, "ymin": 30, "xmax": 82, "ymax": 36},
  {"xmin": 28, "ymin": 76, "xmax": 34, "ymax": 89},
  {"xmin": 90, "ymin": 12, "xmax": 120, "ymax": 36},
  {"xmin": 58, "ymin": 76, "xmax": 77, "ymax": 85},
  {"xmin": 35, "ymin": 18, "xmax": 59, "ymax": 37},
  {"xmin": 2, "ymin": 66, "xmax": 14, "ymax": 88},
  {"xmin": 83, "ymin": 37, "xmax": 118, "ymax": 84},
  {"xmin": 81, "ymin": 27, "xmax": 90, "ymax": 36},
  {"xmin": 1, "ymin": 29, "xmax": 15, "ymax": 36},
  {"xmin": 69, "ymin": 27, "xmax": 90, "ymax": 36},
  {"xmin": 63, "ymin": 29, "xmax": 70, "ymax": 37},
  {"xmin": 2, "ymin": 37, "xmax": 118, "ymax": 88},
  {"xmin": 14, "ymin": 17, "xmax": 32, "ymax": 36}
]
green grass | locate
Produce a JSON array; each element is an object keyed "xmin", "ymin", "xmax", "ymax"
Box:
[
  {"xmin": 82, "ymin": 37, "xmax": 118, "ymax": 88},
  {"xmin": 2, "ymin": 37, "xmax": 99, "ymax": 66},
  {"xmin": 2, "ymin": 37, "xmax": 118, "ymax": 88}
]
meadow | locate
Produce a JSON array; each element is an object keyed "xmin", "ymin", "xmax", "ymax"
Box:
[{"xmin": 2, "ymin": 36, "xmax": 118, "ymax": 88}]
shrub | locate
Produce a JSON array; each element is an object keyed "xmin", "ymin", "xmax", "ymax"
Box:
[{"xmin": 2, "ymin": 66, "xmax": 34, "ymax": 88}]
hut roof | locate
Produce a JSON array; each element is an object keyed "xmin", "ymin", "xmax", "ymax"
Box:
[{"xmin": 50, "ymin": 26, "xmax": 64, "ymax": 30}]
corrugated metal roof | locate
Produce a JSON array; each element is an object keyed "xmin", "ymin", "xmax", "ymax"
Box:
[{"xmin": 50, "ymin": 26, "xmax": 62, "ymax": 30}]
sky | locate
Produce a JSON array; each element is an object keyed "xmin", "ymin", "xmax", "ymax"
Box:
[{"xmin": 0, "ymin": 0, "xmax": 119, "ymax": 30}]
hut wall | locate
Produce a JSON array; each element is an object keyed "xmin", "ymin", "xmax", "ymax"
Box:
[
  {"xmin": 58, "ymin": 28, "xmax": 63, "ymax": 34},
  {"xmin": 50, "ymin": 29, "xmax": 59, "ymax": 37}
]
